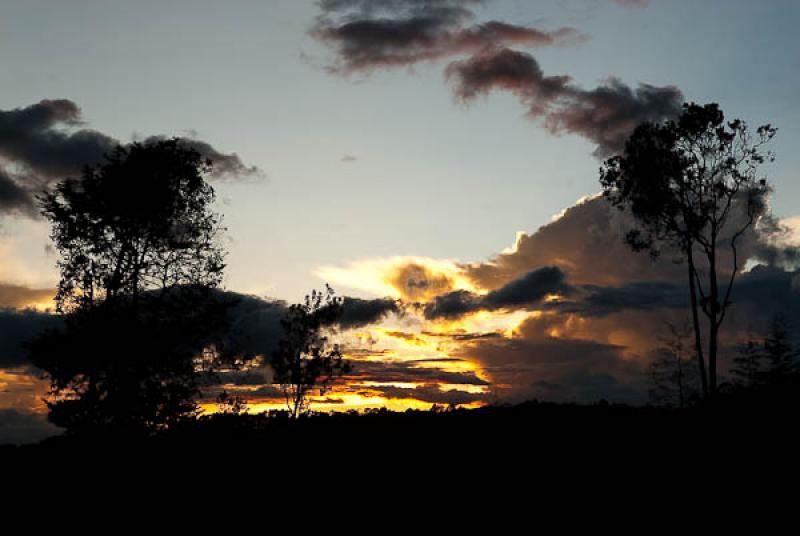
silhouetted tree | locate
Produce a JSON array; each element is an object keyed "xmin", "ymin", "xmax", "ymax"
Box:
[
  {"xmin": 215, "ymin": 390, "xmax": 249, "ymax": 416},
  {"xmin": 648, "ymin": 322, "xmax": 700, "ymax": 407},
  {"xmin": 39, "ymin": 139, "xmax": 225, "ymax": 312},
  {"xmin": 29, "ymin": 139, "xmax": 233, "ymax": 433},
  {"xmin": 600, "ymin": 102, "xmax": 776, "ymax": 398},
  {"xmin": 761, "ymin": 314, "xmax": 797, "ymax": 383},
  {"xmin": 270, "ymin": 285, "xmax": 350, "ymax": 418},
  {"xmin": 732, "ymin": 315, "xmax": 798, "ymax": 390},
  {"xmin": 731, "ymin": 339, "xmax": 766, "ymax": 389}
]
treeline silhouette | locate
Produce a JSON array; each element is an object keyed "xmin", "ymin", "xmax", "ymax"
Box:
[{"xmin": 8, "ymin": 103, "xmax": 800, "ymax": 452}]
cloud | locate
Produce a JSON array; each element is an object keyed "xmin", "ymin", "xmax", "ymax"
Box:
[
  {"xmin": 0, "ymin": 283, "xmax": 53, "ymax": 309},
  {"xmin": 353, "ymin": 383, "xmax": 486, "ymax": 405},
  {"xmin": 213, "ymin": 290, "xmax": 405, "ymax": 359},
  {"xmin": 463, "ymin": 195, "xmax": 684, "ymax": 290},
  {"xmin": 423, "ymin": 266, "xmax": 567, "ymax": 319},
  {"xmin": 317, "ymin": 256, "xmax": 477, "ymax": 301},
  {"xmin": 610, "ymin": 0, "xmax": 649, "ymax": 8},
  {"xmin": 0, "ymin": 169, "xmax": 36, "ymax": 216},
  {"xmin": 0, "ymin": 99, "xmax": 261, "ymax": 216},
  {"xmin": 139, "ymin": 136, "xmax": 261, "ymax": 179},
  {"xmin": 340, "ymin": 297, "xmax": 401, "ymax": 328},
  {"xmin": 343, "ymin": 359, "xmax": 490, "ymax": 386},
  {"xmin": 312, "ymin": 0, "xmax": 585, "ymax": 73},
  {"xmin": 447, "ymin": 48, "xmax": 683, "ymax": 157},
  {"xmin": 0, "ymin": 409, "xmax": 62, "ymax": 445},
  {"xmin": 318, "ymin": 191, "xmax": 798, "ymax": 405},
  {"xmin": 454, "ymin": 315, "xmax": 646, "ymax": 404},
  {"xmin": 556, "ymin": 281, "xmax": 687, "ymax": 318},
  {"xmin": 0, "ymin": 309, "xmax": 61, "ymax": 368},
  {"xmin": 0, "ymin": 99, "xmax": 116, "ymax": 179},
  {"xmin": 313, "ymin": 1, "xmax": 678, "ymax": 156}
]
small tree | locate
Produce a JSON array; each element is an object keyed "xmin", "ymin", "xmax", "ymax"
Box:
[
  {"xmin": 215, "ymin": 390, "xmax": 249, "ymax": 416},
  {"xmin": 730, "ymin": 339, "xmax": 767, "ymax": 389},
  {"xmin": 732, "ymin": 315, "xmax": 798, "ymax": 389},
  {"xmin": 270, "ymin": 286, "xmax": 350, "ymax": 418},
  {"xmin": 600, "ymin": 103, "xmax": 776, "ymax": 398},
  {"xmin": 29, "ymin": 139, "xmax": 232, "ymax": 432},
  {"xmin": 761, "ymin": 314, "xmax": 797, "ymax": 383},
  {"xmin": 648, "ymin": 322, "xmax": 700, "ymax": 408}
]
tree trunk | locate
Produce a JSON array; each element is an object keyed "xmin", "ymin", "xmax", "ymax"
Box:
[
  {"xmin": 708, "ymin": 242, "xmax": 719, "ymax": 397},
  {"xmin": 687, "ymin": 251, "xmax": 709, "ymax": 399}
]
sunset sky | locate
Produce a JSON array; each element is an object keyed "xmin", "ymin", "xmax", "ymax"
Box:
[{"xmin": 2, "ymin": 0, "xmax": 800, "ymax": 439}]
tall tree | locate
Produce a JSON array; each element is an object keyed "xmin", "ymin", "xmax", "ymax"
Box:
[
  {"xmin": 600, "ymin": 103, "xmax": 776, "ymax": 398},
  {"xmin": 270, "ymin": 286, "xmax": 350, "ymax": 418},
  {"xmin": 29, "ymin": 139, "xmax": 232, "ymax": 432}
]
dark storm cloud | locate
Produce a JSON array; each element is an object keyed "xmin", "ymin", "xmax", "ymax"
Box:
[
  {"xmin": 424, "ymin": 266, "xmax": 567, "ymax": 319},
  {"xmin": 139, "ymin": 136, "xmax": 261, "ymax": 179},
  {"xmin": 0, "ymin": 309, "xmax": 61, "ymax": 368},
  {"xmin": 451, "ymin": 265, "xmax": 800, "ymax": 405},
  {"xmin": 344, "ymin": 359, "xmax": 490, "ymax": 386},
  {"xmin": 214, "ymin": 291, "xmax": 405, "ymax": 359},
  {"xmin": 340, "ymin": 297, "xmax": 401, "ymax": 329},
  {"xmin": 553, "ymin": 267, "xmax": 799, "ymax": 321},
  {"xmin": 312, "ymin": 0, "xmax": 584, "ymax": 73},
  {"xmin": 447, "ymin": 48, "xmax": 683, "ymax": 157},
  {"xmin": 0, "ymin": 99, "xmax": 116, "ymax": 179},
  {"xmin": 0, "ymin": 409, "xmax": 62, "ymax": 445},
  {"xmin": 555, "ymin": 281, "xmax": 687, "ymax": 318},
  {"xmin": 353, "ymin": 383, "xmax": 486, "ymax": 405},
  {"xmin": 454, "ymin": 318, "xmax": 646, "ymax": 404},
  {"xmin": 0, "ymin": 169, "xmax": 36, "ymax": 216},
  {"xmin": 215, "ymin": 291, "xmax": 289, "ymax": 358},
  {"xmin": 0, "ymin": 288, "xmax": 404, "ymax": 385},
  {"xmin": 753, "ymin": 242, "xmax": 800, "ymax": 270},
  {"xmin": 0, "ymin": 99, "xmax": 261, "ymax": 216},
  {"xmin": 448, "ymin": 190, "xmax": 800, "ymax": 403},
  {"xmin": 484, "ymin": 265, "xmax": 568, "ymax": 307}
]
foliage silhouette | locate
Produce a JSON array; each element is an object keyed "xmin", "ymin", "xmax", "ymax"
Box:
[
  {"xmin": 731, "ymin": 314, "xmax": 798, "ymax": 390},
  {"xmin": 29, "ymin": 139, "xmax": 235, "ymax": 433},
  {"xmin": 269, "ymin": 285, "xmax": 350, "ymax": 418},
  {"xmin": 28, "ymin": 289, "xmax": 234, "ymax": 432},
  {"xmin": 648, "ymin": 322, "xmax": 701, "ymax": 408},
  {"xmin": 600, "ymin": 102, "xmax": 777, "ymax": 398},
  {"xmin": 215, "ymin": 389, "xmax": 249, "ymax": 416},
  {"xmin": 39, "ymin": 138, "xmax": 225, "ymax": 312}
]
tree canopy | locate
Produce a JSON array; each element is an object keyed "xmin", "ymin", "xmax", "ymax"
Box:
[
  {"xmin": 270, "ymin": 286, "xmax": 350, "ymax": 418},
  {"xmin": 30, "ymin": 139, "xmax": 233, "ymax": 432},
  {"xmin": 39, "ymin": 139, "xmax": 225, "ymax": 312},
  {"xmin": 600, "ymin": 102, "xmax": 777, "ymax": 397}
]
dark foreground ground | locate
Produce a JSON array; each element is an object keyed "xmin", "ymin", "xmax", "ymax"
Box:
[{"xmin": 4, "ymin": 389, "xmax": 799, "ymax": 469}]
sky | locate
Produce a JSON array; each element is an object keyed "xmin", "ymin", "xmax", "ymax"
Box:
[{"xmin": 1, "ymin": 0, "xmax": 799, "ymax": 442}]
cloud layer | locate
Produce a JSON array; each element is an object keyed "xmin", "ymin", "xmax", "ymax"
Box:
[
  {"xmin": 423, "ymin": 265, "xmax": 567, "ymax": 319},
  {"xmin": 313, "ymin": 0, "xmax": 584, "ymax": 73},
  {"xmin": 0, "ymin": 99, "xmax": 261, "ymax": 216},
  {"xmin": 322, "ymin": 193, "xmax": 800, "ymax": 405},
  {"xmin": 312, "ymin": 0, "xmax": 682, "ymax": 156},
  {"xmin": 447, "ymin": 48, "xmax": 683, "ymax": 156}
]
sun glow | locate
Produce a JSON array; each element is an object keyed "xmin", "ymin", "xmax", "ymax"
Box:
[{"xmin": 315, "ymin": 256, "xmax": 481, "ymax": 301}]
